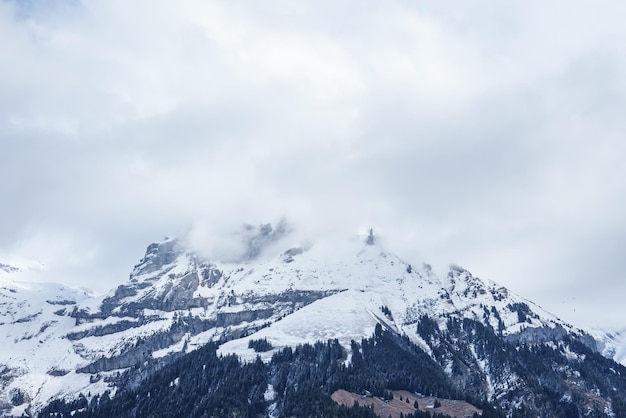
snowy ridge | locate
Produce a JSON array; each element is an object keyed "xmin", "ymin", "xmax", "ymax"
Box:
[
  {"xmin": 591, "ymin": 328, "xmax": 626, "ymax": 367},
  {"xmin": 0, "ymin": 227, "xmax": 610, "ymax": 415}
]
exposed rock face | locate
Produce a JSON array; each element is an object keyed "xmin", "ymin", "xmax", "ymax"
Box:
[
  {"xmin": 242, "ymin": 221, "xmax": 289, "ymax": 260},
  {"xmin": 66, "ymin": 320, "xmax": 142, "ymax": 340},
  {"xmin": 505, "ymin": 324, "xmax": 599, "ymax": 351},
  {"xmin": 73, "ymin": 288, "xmax": 342, "ymax": 375},
  {"xmin": 82, "ymin": 251, "xmax": 211, "ymax": 319},
  {"xmin": 60, "ymin": 234, "xmax": 345, "ymax": 380},
  {"xmin": 76, "ymin": 316, "xmax": 212, "ymax": 374},
  {"xmin": 131, "ymin": 239, "xmax": 180, "ymax": 277},
  {"xmin": 107, "ymin": 272, "xmax": 208, "ymax": 315}
]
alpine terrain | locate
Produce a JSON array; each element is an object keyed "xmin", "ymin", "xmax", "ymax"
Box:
[{"xmin": 1, "ymin": 224, "xmax": 625, "ymax": 417}]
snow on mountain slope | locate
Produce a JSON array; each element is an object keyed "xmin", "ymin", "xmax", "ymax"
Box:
[
  {"xmin": 218, "ymin": 289, "xmax": 380, "ymax": 363},
  {"xmin": 590, "ymin": 328, "xmax": 626, "ymax": 367},
  {"xmin": 216, "ymin": 236, "xmax": 587, "ymax": 361},
  {"xmin": 0, "ymin": 226, "xmax": 609, "ymax": 415},
  {"xmin": 0, "ymin": 277, "xmax": 93, "ymax": 416}
]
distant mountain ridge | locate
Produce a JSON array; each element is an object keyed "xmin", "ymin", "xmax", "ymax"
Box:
[
  {"xmin": 1, "ymin": 225, "xmax": 625, "ymax": 417},
  {"xmin": 0, "ymin": 262, "xmax": 20, "ymax": 274}
]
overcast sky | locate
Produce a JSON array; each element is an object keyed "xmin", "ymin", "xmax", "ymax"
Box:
[{"xmin": 2, "ymin": 0, "xmax": 626, "ymax": 330}]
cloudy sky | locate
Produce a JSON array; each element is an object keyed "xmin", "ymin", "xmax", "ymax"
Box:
[{"xmin": 2, "ymin": 0, "xmax": 626, "ymax": 330}]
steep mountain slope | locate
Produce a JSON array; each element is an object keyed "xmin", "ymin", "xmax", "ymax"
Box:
[
  {"xmin": 591, "ymin": 328, "xmax": 626, "ymax": 367},
  {"xmin": 0, "ymin": 276, "xmax": 92, "ymax": 416},
  {"xmin": 0, "ymin": 225, "xmax": 624, "ymax": 417}
]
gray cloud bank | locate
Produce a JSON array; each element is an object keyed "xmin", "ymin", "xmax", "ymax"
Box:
[{"xmin": 1, "ymin": 0, "xmax": 626, "ymax": 329}]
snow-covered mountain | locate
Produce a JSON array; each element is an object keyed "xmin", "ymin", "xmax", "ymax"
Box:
[
  {"xmin": 0, "ymin": 225, "xmax": 622, "ymax": 417},
  {"xmin": 0, "ymin": 276, "xmax": 92, "ymax": 416}
]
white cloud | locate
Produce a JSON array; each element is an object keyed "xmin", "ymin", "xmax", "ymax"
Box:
[{"xmin": 1, "ymin": 0, "xmax": 626, "ymax": 329}]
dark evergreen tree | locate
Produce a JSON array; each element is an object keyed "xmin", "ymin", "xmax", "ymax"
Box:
[{"xmin": 248, "ymin": 337, "xmax": 273, "ymax": 352}]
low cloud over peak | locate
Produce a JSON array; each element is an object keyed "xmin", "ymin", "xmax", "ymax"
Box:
[{"xmin": 2, "ymin": 0, "xmax": 626, "ymax": 329}]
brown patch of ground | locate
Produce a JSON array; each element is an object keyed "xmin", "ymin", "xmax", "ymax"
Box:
[{"xmin": 331, "ymin": 389, "xmax": 482, "ymax": 418}]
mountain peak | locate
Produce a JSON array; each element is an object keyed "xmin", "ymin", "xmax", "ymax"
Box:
[
  {"xmin": 241, "ymin": 221, "xmax": 289, "ymax": 260},
  {"xmin": 131, "ymin": 237, "xmax": 181, "ymax": 278},
  {"xmin": 365, "ymin": 228, "xmax": 376, "ymax": 246}
]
